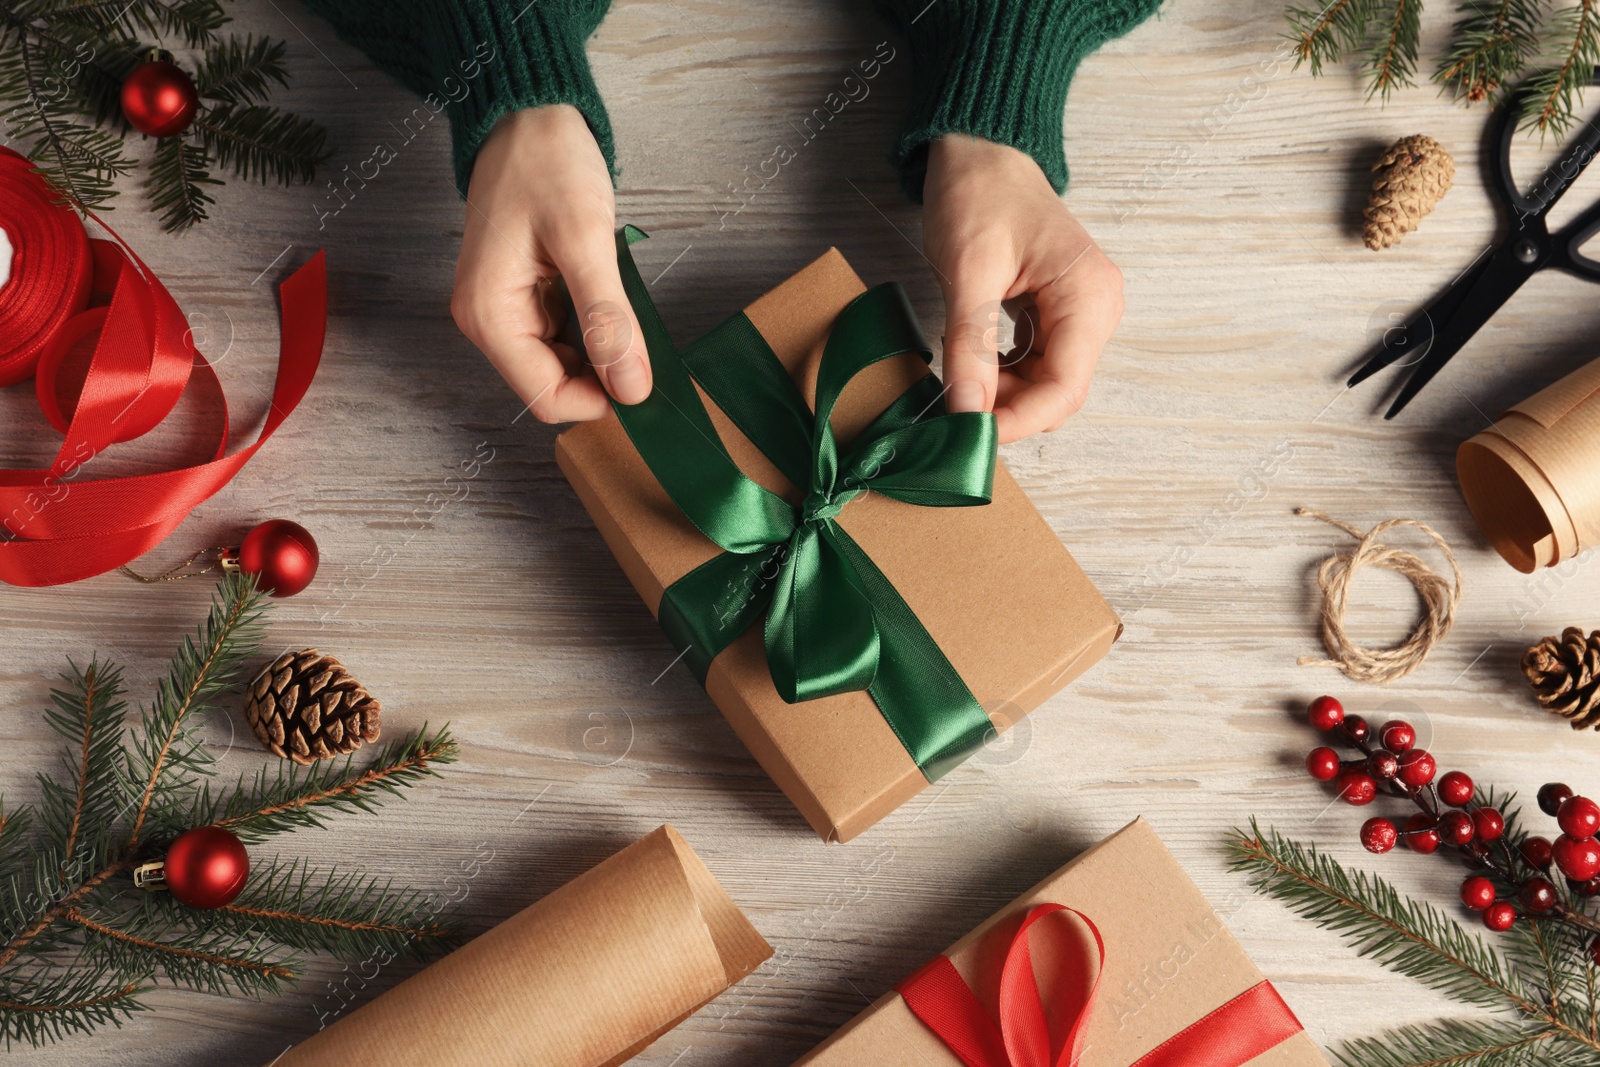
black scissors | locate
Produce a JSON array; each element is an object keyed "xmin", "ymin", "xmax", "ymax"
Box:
[{"xmin": 1349, "ymin": 68, "xmax": 1600, "ymax": 418}]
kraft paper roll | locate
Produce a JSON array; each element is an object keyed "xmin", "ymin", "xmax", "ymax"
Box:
[
  {"xmin": 273, "ymin": 825, "xmax": 771, "ymax": 1067},
  {"xmin": 1458, "ymin": 357, "xmax": 1600, "ymax": 572}
]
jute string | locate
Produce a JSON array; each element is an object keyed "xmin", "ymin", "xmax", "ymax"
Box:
[{"xmin": 1296, "ymin": 508, "xmax": 1463, "ymax": 684}]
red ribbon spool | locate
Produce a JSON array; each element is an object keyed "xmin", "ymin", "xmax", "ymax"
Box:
[{"xmin": 0, "ymin": 146, "xmax": 326, "ymax": 586}]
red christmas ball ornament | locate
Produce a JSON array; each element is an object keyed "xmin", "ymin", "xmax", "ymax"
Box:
[
  {"xmin": 1378, "ymin": 719, "xmax": 1415, "ymax": 753},
  {"xmin": 1559, "ymin": 795, "xmax": 1600, "ymax": 839},
  {"xmin": 1539, "ymin": 782, "xmax": 1575, "ymax": 817},
  {"xmin": 1437, "ymin": 771, "xmax": 1474, "ymax": 807},
  {"xmin": 1472, "ymin": 807, "xmax": 1505, "ymax": 843},
  {"xmin": 1483, "ymin": 901, "xmax": 1517, "ymax": 932},
  {"xmin": 1307, "ymin": 695, "xmax": 1344, "ymax": 731},
  {"xmin": 133, "ymin": 826, "xmax": 249, "ymax": 909},
  {"xmin": 1396, "ymin": 748, "xmax": 1436, "ymax": 788},
  {"xmin": 1342, "ymin": 714, "xmax": 1370, "ymax": 742},
  {"xmin": 1554, "ymin": 834, "xmax": 1600, "ymax": 882},
  {"xmin": 120, "ymin": 59, "xmax": 199, "ymax": 138},
  {"xmin": 1403, "ymin": 813, "xmax": 1440, "ymax": 854},
  {"xmin": 1520, "ymin": 877, "xmax": 1558, "ymax": 913},
  {"xmin": 1306, "ymin": 746, "xmax": 1341, "ymax": 781},
  {"xmin": 225, "ymin": 519, "xmax": 319, "ymax": 597},
  {"xmin": 1439, "ymin": 810, "xmax": 1476, "ymax": 847},
  {"xmin": 1335, "ymin": 768, "xmax": 1377, "ymax": 806},
  {"xmin": 1460, "ymin": 875, "xmax": 1497, "ymax": 911},
  {"xmin": 1360, "ymin": 817, "xmax": 1398, "ymax": 854},
  {"xmin": 1521, "ymin": 836, "xmax": 1555, "ymax": 870}
]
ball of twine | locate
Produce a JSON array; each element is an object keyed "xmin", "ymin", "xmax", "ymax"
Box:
[{"xmin": 1296, "ymin": 508, "xmax": 1463, "ymax": 684}]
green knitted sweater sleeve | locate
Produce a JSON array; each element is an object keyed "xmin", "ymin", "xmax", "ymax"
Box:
[
  {"xmin": 302, "ymin": 0, "xmax": 613, "ymax": 194},
  {"xmin": 872, "ymin": 0, "xmax": 1161, "ymax": 200}
]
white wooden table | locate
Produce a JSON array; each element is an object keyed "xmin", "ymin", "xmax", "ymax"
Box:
[{"xmin": 6, "ymin": 1, "xmax": 1600, "ymax": 1062}]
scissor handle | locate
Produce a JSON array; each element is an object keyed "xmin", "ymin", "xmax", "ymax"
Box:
[
  {"xmin": 1494, "ymin": 66, "xmax": 1600, "ymax": 225},
  {"xmin": 1553, "ymin": 197, "xmax": 1600, "ymax": 279}
]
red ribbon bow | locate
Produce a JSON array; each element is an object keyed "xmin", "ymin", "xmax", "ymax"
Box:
[
  {"xmin": 0, "ymin": 146, "xmax": 325, "ymax": 586},
  {"xmin": 897, "ymin": 903, "xmax": 1304, "ymax": 1067}
]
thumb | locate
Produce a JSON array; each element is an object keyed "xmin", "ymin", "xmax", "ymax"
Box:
[
  {"xmin": 940, "ymin": 264, "xmax": 1009, "ymax": 414},
  {"xmin": 557, "ymin": 233, "xmax": 652, "ymax": 405}
]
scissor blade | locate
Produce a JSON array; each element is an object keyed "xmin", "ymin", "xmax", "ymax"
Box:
[
  {"xmin": 1347, "ymin": 251, "xmax": 1495, "ymax": 388},
  {"xmin": 1383, "ymin": 245, "xmax": 1536, "ymax": 417}
]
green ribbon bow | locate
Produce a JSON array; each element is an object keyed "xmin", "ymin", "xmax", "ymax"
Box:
[{"xmin": 609, "ymin": 226, "xmax": 999, "ymax": 781}]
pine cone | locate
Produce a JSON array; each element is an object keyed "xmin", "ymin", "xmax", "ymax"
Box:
[
  {"xmin": 246, "ymin": 649, "xmax": 382, "ymax": 763},
  {"xmin": 1522, "ymin": 627, "xmax": 1600, "ymax": 729},
  {"xmin": 1364, "ymin": 135, "xmax": 1455, "ymax": 250}
]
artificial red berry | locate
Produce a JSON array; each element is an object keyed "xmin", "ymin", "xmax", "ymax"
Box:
[
  {"xmin": 1396, "ymin": 749, "xmax": 1437, "ymax": 788},
  {"xmin": 1439, "ymin": 810, "xmax": 1476, "ymax": 846},
  {"xmin": 1437, "ymin": 771, "xmax": 1474, "ymax": 807},
  {"xmin": 1306, "ymin": 747, "xmax": 1341, "ymax": 781},
  {"xmin": 1378, "ymin": 719, "xmax": 1416, "ymax": 753},
  {"xmin": 1521, "ymin": 836, "xmax": 1555, "ymax": 870},
  {"xmin": 1539, "ymin": 782, "xmax": 1575, "ymax": 817},
  {"xmin": 1520, "ymin": 877, "xmax": 1558, "ymax": 913},
  {"xmin": 1403, "ymin": 813, "xmax": 1440, "ymax": 854},
  {"xmin": 1590, "ymin": 937, "xmax": 1600, "ymax": 966},
  {"xmin": 1554, "ymin": 834, "xmax": 1600, "ymax": 882},
  {"xmin": 1335, "ymin": 768, "xmax": 1378, "ymax": 806},
  {"xmin": 1577, "ymin": 877, "xmax": 1600, "ymax": 899},
  {"xmin": 1473, "ymin": 807, "xmax": 1506, "ymax": 843},
  {"xmin": 1483, "ymin": 901, "xmax": 1517, "ymax": 931},
  {"xmin": 1559, "ymin": 796, "xmax": 1600, "ymax": 839},
  {"xmin": 1366, "ymin": 751, "xmax": 1399, "ymax": 781},
  {"xmin": 1342, "ymin": 715, "xmax": 1370, "ymax": 742},
  {"xmin": 1360, "ymin": 817, "xmax": 1398, "ymax": 854},
  {"xmin": 1307, "ymin": 695, "xmax": 1345, "ymax": 731},
  {"xmin": 1460, "ymin": 875, "xmax": 1497, "ymax": 911}
]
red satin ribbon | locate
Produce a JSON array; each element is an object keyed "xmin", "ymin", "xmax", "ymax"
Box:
[
  {"xmin": 0, "ymin": 146, "xmax": 325, "ymax": 586},
  {"xmin": 897, "ymin": 903, "xmax": 1305, "ymax": 1067}
]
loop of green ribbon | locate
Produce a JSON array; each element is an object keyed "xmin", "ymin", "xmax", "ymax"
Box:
[{"xmin": 607, "ymin": 226, "xmax": 999, "ymax": 781}]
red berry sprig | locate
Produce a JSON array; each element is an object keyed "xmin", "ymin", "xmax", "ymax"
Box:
[{"xmin": 1301, "ymin": 694, "xmax": 1600, "ymax": 948}]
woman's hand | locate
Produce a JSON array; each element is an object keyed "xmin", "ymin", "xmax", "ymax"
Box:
[
  {"xmin": 922, "ymin": 134, "xmax": 1124, "ymax": 444},
  {"xmin": 452, "ymin": 105, "xmax": 650, "ymax": 423}
]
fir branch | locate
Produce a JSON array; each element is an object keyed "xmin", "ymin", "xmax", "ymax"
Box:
[
  {"xmin": 194, "ymin": 34, "xmax": 289, "ymax": 105},
  {"xmin": 144, "ymin": 131, "xmax": 217, "ymax": 232},
  {"xmin": 1228, "ymin": 820, "xmax": 1537, "ymax": 1012},
  {"xmin": 1520, "ymin": 0, "xmax": 1600, "ymax": 136},
  {"xmin": 1288, "ymin": 0, "xmax": 1381, "ymax": 75},
  {"xmin": 36, "ymin": 660, "xmax": 129, "ymax": 882},
  {"xmin": 183, "ymin": 856, "xmax": 461, "ymax": 959},
  {"xmin": 1367, "ymin": 0, "xmax": 1425, "ymax": 99},
  {"xmin": 66, "ymin": 906, "xmax": 298, "ymax": 996},
  {"xmin": 1333, "ymin": 1017, "xmax": 1562, "ymax": 1067},
  {"xmin": 125, "ymin": 572, "xmax": 266, "ymax": 849},
  {"xmin": 48, "ymin": 0, "xmax": 226, "ymax": 50},
  {"xmin": 1435, "ymin": 0, "xmax": 1546, "ymax": 103},
  {"xmin": 0, "ymin": 970, "xmax": 144, "ymax": 1050},
  {"xmin": 0, "ymin": 860, "xmax": 128, "ymax": 973},
  {"xmin": 197, "ymin": 726, "xmax": 459, "ymax": 843},
  {"xmin": 192, "ymin": 101, "xmax": 329, "ymax": 185}
]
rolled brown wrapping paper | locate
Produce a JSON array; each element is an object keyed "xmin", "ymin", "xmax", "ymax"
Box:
[
  {"xmin": 272, "ymin": 825, "xmax": 771, "ymax": 1067},
  {"xmin": 1458, "ymin": 357, "xmax": 1600, "ymax": 572}
]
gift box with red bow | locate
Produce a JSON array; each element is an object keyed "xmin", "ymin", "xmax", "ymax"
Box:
[{"xmin": 796, "ymin": 818, "xmax": 1328, "ymax": 1067}]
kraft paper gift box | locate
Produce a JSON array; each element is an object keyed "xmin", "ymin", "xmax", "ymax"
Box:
[
  {"xmin": 273, "ymin": 825, "xmax": 770, "ymax": 1067},
  {"xmin": 556, "ymin": 232, "xmax": 1121, "ymax": 843},
  {"xmin": 796, "ymin": 818, "xmax": 1328, "ymax": 1067}
]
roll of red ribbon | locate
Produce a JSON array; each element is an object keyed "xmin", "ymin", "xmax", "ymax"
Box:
[
  {"xmin": 0, "ymin": 152, "xmax": 93, "ymax": 387},
  {"xmin": 0, "ymin": 146, "xmax": 326, "ymax": 587}
]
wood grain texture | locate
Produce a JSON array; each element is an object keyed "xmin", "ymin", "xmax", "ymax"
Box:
[{"xmin": 5, "ymin": 1, "xmax": 1600, "ymax": 1063}]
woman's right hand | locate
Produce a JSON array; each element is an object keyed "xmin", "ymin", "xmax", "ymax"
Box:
[{"xmin": 452, "ymin": 105, "xmax": 651, "ymax": 423}]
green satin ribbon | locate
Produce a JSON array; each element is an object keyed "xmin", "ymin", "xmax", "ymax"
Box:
[{"xmin": 608, "ymin": 226, "xmax": 999, "ymax": 781}]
